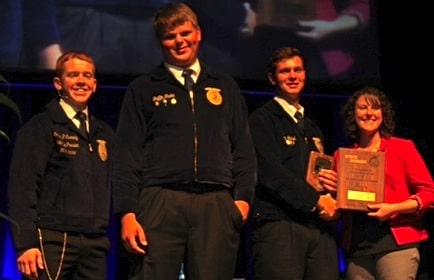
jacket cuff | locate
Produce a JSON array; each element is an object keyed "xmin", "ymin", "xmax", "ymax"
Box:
[{"xmin": 410, "ymin": 195, "xmax": 423, "ymax": 218}]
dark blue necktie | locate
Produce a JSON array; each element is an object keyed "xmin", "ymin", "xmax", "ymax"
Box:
[
  {"xmin": 182, "ymin": 69, "xmax": 194, "ymax": 91},
  {"xmin": 75, "ymin": 111, "xmax": 88, "ymax": 139},
  {"xmin": 294, "ymin": 111, "xmax": 304, "ymax": 131}
]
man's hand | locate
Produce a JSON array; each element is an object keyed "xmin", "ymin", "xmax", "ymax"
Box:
[
  {"xmin": 318, "ymin": 169, "xmax": 337, "ymax": 194},
  {"xmin": 121, "ymin": 213, "xmax": 148, "ymax": 255},
  {"xmin": 234, "ymin": 200, "xmax": 250, "ymax": 223},
  {"xmin": 317, "ymin": 193, "xmax": 338, "ymax": 221},
  {"xmin": 17, "ymin": 248, "xmax": 44, "ymax": 279},
  {"xmin": 239, "ymin": 2, "xmax": 256, "ymax": 36}
]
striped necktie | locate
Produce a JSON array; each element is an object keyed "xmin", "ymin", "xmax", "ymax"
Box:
[{"xmin": 182, "ymin": 69, "xmax": 194, "ymax": 91}]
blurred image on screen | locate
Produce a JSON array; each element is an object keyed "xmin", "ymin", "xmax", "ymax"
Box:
[{"xmin": 0, "ymin": 0, "xmax": 380, "ymax": 86}]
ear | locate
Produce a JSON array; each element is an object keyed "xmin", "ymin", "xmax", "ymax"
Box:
[
  {"xmin": 91, "ymin": 79, "xmax": 97, "ymax": 93},
  {"xmin": 267, "ymin": 72, "xmax": 276, "ymax": 86},
  {"xmin": 197, "ymin": 28, "xmax": 202, "ymax": 42},
  {"xmin": 53, "ymin": 77, "xmax": 62, "ymax": 91}
]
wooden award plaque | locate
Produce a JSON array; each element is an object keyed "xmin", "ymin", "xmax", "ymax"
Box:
[
  {"xmin": 306, "ymin": 151, "xmax": 334, "ymax": 192},
  {"xmin": 336, "ymin": 148, "xmax": 385, "ymax": 211}
]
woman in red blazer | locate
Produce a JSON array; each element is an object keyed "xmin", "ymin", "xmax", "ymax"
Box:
[{"xmin": 334, "ymin": 86, "xmax": 434, "ymax": 279}]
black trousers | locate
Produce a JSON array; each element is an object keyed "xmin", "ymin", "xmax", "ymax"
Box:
[
  {"xmin": 252, "ymin": 219, "xmax": 339, "ymax": 280},
  {"xmin": 129, "ymin": 186, "xmax": 243, "ymax": 280},
  {"xmin": 38, "ymin": 229, "xmax": 110, "ymax": 280}
]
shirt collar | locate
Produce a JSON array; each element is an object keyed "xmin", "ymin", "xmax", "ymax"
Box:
[
  {"xmin": 165, "ymin": 59, "xmax": 201, "ymax": 84},
  {"xmin": 274, "ymin": 96, "xmax": 304, "ymax": 121},
  {"xmin": 59, "ymin": 98, "xmax": 88, "ymax": 120}
]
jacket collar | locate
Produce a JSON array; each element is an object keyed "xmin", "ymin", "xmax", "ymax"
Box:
[
  {"xmin": 150, "ymin": 62, "xmax": 219, "ymax": 85},
  {"xmin": 46, "ymin": 98, "xmax": 102, "ymax": 134}
]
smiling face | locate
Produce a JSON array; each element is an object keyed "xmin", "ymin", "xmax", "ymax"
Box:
[
  {"xmin": 159, "ymin": 21, "xmax": 201, "ymax": 68},
  {"xmin": 53, "ymin": 58, "xmax": 97, "ymax": 109},
  {"xmin": 354, "ymin": 94, "xmax": 383, "ymax": 137},
  {"xmin": 268, "ymin": 56, "xmax": 306, "ymax": 104}
]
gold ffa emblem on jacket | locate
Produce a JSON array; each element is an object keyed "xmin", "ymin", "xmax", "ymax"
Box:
[
  {"xmin": 97, "ymin": 140, "xmax": 108, "ymax": 161},
  {"xmin": 205, "ymin": 87, "xmax": 223, "ymax": 105}
]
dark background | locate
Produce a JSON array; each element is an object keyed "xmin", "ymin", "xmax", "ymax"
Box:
[{"xmin": 2, "ymin": 1, "xmax": 434, "ymax": 279}]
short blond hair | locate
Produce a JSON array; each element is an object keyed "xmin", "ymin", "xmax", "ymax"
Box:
[
  {"xmin": 153, "ymin": 3, "xmax": 200, "ymax": 39},
  {"xmin": 55, "ymin": 51, "xmax": 95, "ymax": 77}
]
